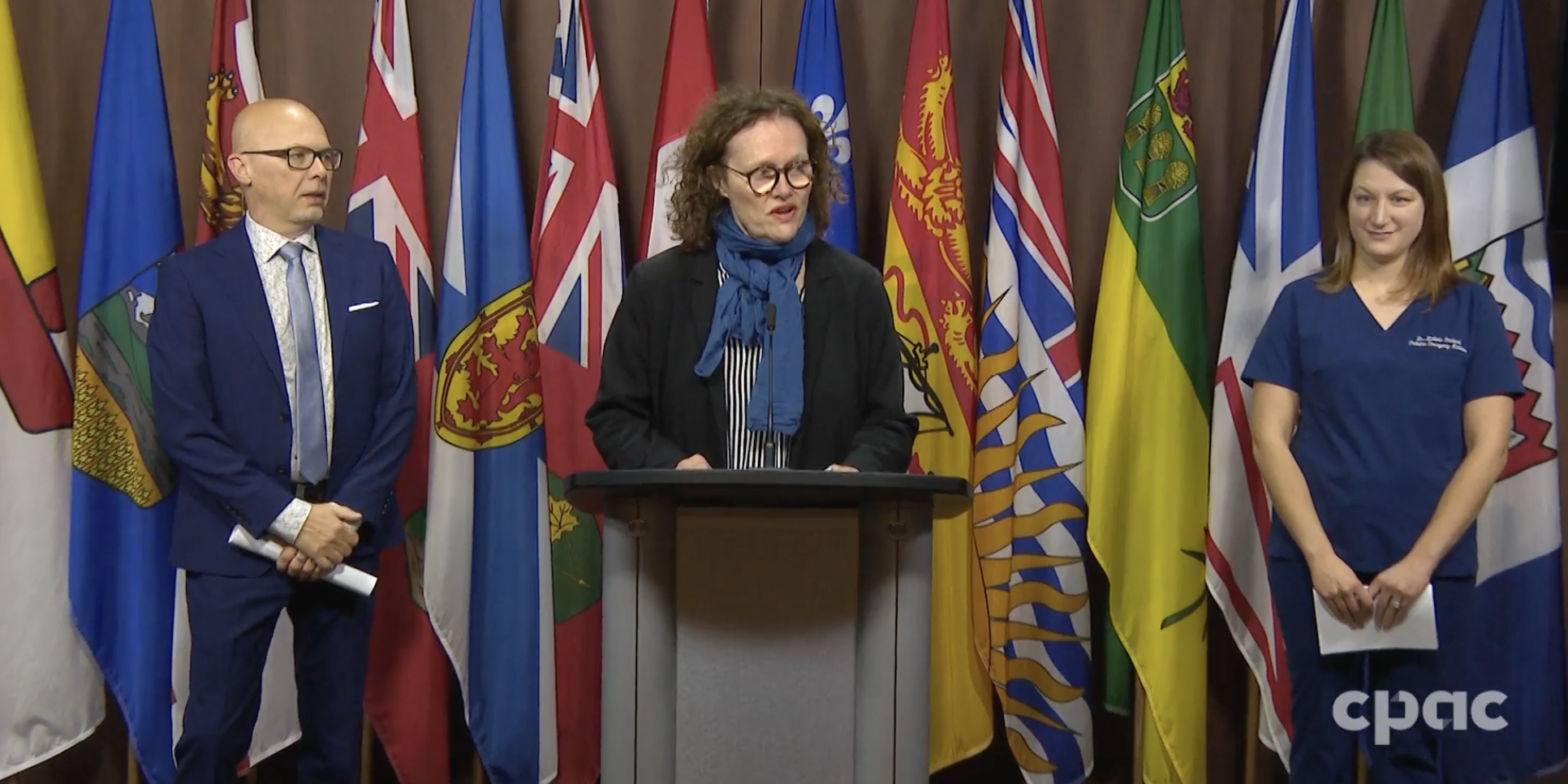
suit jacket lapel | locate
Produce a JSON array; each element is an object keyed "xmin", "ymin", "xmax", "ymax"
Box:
[
  {"xmin": 317, "ymin": 230, "xmax": 352, "ymax": 394},
  {"xmin": 803, "ymin": 242, "xmax": 837, "ymax": 414},
  {"xmin": 218, "ymin": 229, "xmax": 288, "ymax": 397},
  {"xmin": 688, "ymin": 250, "xmax": 727, "ymax": 465}
]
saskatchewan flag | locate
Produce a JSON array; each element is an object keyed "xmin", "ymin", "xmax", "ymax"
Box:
[
  {"xmin": 1354, "ymin": 0, "xmax": 1414, "ymax": 141},
  {"xmin": 1083, "ymin": 0, "xmax": 1208, "ymax": 782}
]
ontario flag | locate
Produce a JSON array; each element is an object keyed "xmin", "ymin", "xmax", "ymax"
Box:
[
  {"xmin": 531, "ymin": 3, "xmax": 623, "ymax": 783},
  {"xmin": 638, "ymin": 0, "xmax": 713, "ymax": 260},
  {"xmin": 194, "ymin": 0, "xmax": 260, "ymax": 241},
  {"xmin": 345, "ymin": 1, "xmax": 450, "ymax": 782}
]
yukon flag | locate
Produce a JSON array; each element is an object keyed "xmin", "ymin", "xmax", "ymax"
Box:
[
  {"xmin": 973, "ymin": 1, "xmax": 1092, "ymax": 781},
  {"xmin": 424, "ymin": 0, "xmax": 555, "ymax": 780},
  {"xmin": 791, "ymin": 0, "xmax": 858, "ymax": 254},
  {"xmin": 1205, "ymin": 0, "xmax": 1323, "ymax": 771},
  {"xmin": 1442, "ymin": 0, "xmax": 1567, "ymax": 778},
  {"xmin": 881, "ymin": 0, "xmax": 994, "ymax": 771},
  {"xmin": 532, "ymin": 1, "xmax": 623, "ymax": 781},
  {"xmin": 638, "ymin": 0, "xmax": 714, "ymax": 260},
  {"xmin": 171, "ymin": 0, "xmax": 303, "ymax": 774},
  {"xmin": 0, "ymin": 0, "xmax": 104, "ymax": 775},
  {"xmin": 345, "ymin": 0, "xmax": 451, "ymax": 782},
  {"xmin": 194, "ymin": 0, "xmax": 260, "ymax": 241}
]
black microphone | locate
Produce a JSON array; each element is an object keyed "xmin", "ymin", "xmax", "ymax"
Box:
[{"xmin": 765, "ymin": 302, "xmax": 777, "ymax": 469}]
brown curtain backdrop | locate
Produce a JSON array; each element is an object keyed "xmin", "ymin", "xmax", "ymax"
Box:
[{"xmin": 6, "ymin": 1, "xmax": 1566, "ymax": 783}]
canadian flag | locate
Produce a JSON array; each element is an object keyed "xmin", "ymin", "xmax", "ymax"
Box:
[{"xmin": 638, "ymin": 0, "xmax": 715, "ymax": 260}]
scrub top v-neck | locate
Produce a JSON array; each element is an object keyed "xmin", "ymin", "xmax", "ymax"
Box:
[{"xmin": 1242, "ymin": 275, "xmax": 1524, "ymax": 578}]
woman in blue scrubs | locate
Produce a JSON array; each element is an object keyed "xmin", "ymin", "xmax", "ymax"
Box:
[{"xmin": 1243, "ymin": 128, "xmax": 1524, "ymax": 782}]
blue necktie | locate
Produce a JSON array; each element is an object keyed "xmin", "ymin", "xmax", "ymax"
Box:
[{"xmin": 279, "ymin": 241, "xmax": 328, "ymax": 483}]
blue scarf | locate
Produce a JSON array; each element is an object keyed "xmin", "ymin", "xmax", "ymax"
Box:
[{"xmin": 694, "ymin": 207, "xmax": 815, "ymax": 436}]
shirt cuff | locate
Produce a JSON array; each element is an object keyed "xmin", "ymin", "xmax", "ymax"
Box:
[{"xmin": 267, "ymin": 498, "xmax": 310, "ymax": 543}]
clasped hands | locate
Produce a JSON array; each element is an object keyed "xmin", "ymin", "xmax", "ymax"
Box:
[
  {"xmin": 1310, "ymin": 551, "xmax": 1434, "ymax": 631},
  {"xmin": 674, "ymin": 454, "xmax": 858, "ymax": 471},
  {"xmin": 272, "ymin": 502, "xmax": 362, "ymax": 581}
]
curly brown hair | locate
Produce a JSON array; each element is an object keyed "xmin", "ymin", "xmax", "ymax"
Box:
[{"xmin": 661, "ymin": 86, "xmax": 844, "ymax": 251}]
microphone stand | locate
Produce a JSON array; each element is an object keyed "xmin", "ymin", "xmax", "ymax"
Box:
[{"xmin": 765, "ymin": 302, "xmax": 777, "ymax": 469}]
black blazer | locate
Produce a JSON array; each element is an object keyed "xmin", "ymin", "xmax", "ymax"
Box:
[{"xmin": 585, "ymin": 239, "xmax": 916, "ymax": 472}]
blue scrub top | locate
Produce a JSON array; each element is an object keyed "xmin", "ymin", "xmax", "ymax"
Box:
[{"xmin": 1242, "ymin": 275, "xmax": 1524, "ymax": 578}]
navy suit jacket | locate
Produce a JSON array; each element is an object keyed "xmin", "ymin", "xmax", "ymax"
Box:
[{"xmin": 147, "ymin": 223, "xmax": 416, "ymax": 576}]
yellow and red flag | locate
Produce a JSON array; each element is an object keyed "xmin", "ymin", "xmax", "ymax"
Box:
[{"xmin": 881, "ymin": 0, "xmax": 993, "ymax": 770}]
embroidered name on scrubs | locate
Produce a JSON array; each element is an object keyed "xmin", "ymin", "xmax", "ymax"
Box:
[{"xmin": 1407, "ymin": 335, "xmax": 1467, "ymax": 352}]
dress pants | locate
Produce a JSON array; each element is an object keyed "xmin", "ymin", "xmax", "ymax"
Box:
[
  {"xmin": 1269, "ymin": 556, "xmax": 1473, "ymax": 784},
  {"xmin": 175, "ymin": 558, "xmax": 377, "ymax": 784}
]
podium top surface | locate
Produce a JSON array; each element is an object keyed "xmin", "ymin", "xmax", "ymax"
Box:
[{"xmin": 563, "ymin": 469, "xmax": 971, "ymax": 515}]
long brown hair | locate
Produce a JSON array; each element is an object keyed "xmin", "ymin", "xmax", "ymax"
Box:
[
  {"xmin": 1318, "ymin": 128, "xmax": 1460, "ymax": 303},
  {"xmin": 662, "ymin": 86, "xmax": 843, "ymax": 251}
]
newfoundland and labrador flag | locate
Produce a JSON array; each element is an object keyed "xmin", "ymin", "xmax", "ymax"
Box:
[
  {"xmin": 1441, "ymin": 0, "xmax": 1567, "ymax": 778},
  {"xmin": 423, "ymin": 0, "xmax": 555, "ymax": 781}
]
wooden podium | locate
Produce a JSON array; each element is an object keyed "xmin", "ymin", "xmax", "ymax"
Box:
[{"xmin": 564, "ymin": 469, "xmax": 971, "ymax": 784}]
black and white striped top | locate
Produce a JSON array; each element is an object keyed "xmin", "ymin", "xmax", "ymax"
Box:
[{"xmin": 717, "ymin": 265, "xmax": 803, "ymax": 470}]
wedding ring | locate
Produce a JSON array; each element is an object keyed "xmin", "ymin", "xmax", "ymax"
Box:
[{"xmin": 1392, "ymin": 600, "xmax": 1402, "ymax": 609}]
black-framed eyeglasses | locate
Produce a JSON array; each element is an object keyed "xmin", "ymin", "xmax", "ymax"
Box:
[
  {"xmin": 240, "ymin": 146, "xmax": 344, "ymax": 171},
  {"xmin": 724, "ymin": 160, "xmax": 814, "ymax": 195}
]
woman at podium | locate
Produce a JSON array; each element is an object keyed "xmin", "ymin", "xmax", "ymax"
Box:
[{"xmin": 586, "ymin": 86, "xmax": 915, "ymax": 473}]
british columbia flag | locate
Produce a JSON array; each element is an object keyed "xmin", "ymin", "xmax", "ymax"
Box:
[
  {"xmin": 974, "ymin": 1, "xmax": 1092, "ymax": 781},
  {"xmin": 344, "ymin": 0, "xmax": 449, "ymax": 782},
  {"xmin": 530, "ymin": 2, "xmax": 623, "ymax": 783}
]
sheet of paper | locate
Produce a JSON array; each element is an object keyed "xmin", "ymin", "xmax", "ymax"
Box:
[
  {"xmin": 1314, "ymin": 583, "xmax": 1437, "ymax": 654},
  {"xmin": 228, "ymin": 525, "xmax": 378, "ymax": 596}
]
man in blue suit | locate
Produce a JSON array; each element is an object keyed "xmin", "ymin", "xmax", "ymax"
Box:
[{"xmin": 148, "ymin": 97, "xmax": 415, "ymax": 784}]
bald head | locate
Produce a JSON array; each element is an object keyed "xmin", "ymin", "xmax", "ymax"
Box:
[
  {"xmin": 225, "ymin": 98, "xmax": 336, "ymax": 237},
  {"xmin": 230, "ymin": 98, "xmax": 326, "ymax": 153}
]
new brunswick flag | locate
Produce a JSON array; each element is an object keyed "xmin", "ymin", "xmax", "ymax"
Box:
[
  {"xmin": 1083, "ymin": 0, "xmax": 1208, "ymax": 782},
  {"xmin": 881, "ymin": 0, "xmax": 993, "ymax": 771}
]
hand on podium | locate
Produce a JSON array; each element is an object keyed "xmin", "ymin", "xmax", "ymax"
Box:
[
  {"xmin": 825, "ymin": 464, "xmax": 859, "ymax": 472},
  {"xmin": 676, "ymin": 454, "xmax": 712, "ymax": 469}
]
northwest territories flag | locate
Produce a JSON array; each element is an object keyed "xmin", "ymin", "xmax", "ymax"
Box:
[{"xmin": 1441, "ymin": 0, "xmax": 1567, "ymax": 779}]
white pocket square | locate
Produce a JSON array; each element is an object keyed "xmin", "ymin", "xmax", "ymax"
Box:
[{"xmin": 347, "ymin": 300, "xmax": 380, "ymax": 312}]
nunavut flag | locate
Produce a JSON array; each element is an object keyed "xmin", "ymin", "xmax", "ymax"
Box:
[
  {"xmin": 880, "ymin": 0, "xmax": 994, "ymax": 771},
  {"xmin": 0, "ymin": 0, "xmax": 105, "ymax": 776}
]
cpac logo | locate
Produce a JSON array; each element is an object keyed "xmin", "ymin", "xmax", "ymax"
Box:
[{"xmin": 1334, "ymin": 690, "xmax": 1508, "ymax": 745}]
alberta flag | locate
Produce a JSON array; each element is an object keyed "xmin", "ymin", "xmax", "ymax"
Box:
[
  {"xmin": 67, "ymin": 0, "xmax": 185, "ymax": 781},
  {"xmin": 423, "ymin": 0, "xmax": 556, "ymax": 781},
  {"xmin": 791, "ymin": 0, "xmax": 857, "ymax": 254},
  {"xmin": 1441, "ymin": 0, "xmax": 1567, "ymax": 779}
]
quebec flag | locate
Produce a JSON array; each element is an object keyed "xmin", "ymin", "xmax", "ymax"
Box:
[
  {"xmin": 1441, "ymin": 0, "xmax": 1567, "ymax": 779},
  {"xmin": 791, "ymin": 0, "xmax": 857, "ymax": 254}
]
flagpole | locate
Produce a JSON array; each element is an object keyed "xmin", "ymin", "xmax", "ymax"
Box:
[
  {"xmin": 472, "ymin": 750, "xmax": 485, "ymax": 784},
  {"xmin": 1132, "ymin": 681, "xmax": 1146, "ymax": 779},
  {"xmin": 360, "ymin": 718, "xmax": 373, "ymax": 784},
  {"xmin": 126, "ymin": 747, "xmax": 139, "ymax": 784},
  {"xmin": 1244, "ymin": 679, "xmax": 1260, "ymax": 784}
]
